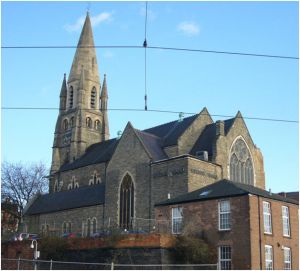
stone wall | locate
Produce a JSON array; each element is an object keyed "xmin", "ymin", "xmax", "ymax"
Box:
[
  {"xmin": 213, "ymin": 115, "xmax": 265, "ymax": 189},
  {"xmin": 24, "ymin": 205, "xmax": 104, "ymax": 237},
  {"xmin": 55, "ymin": 163, "xmax": 106, "ymax": 192},
  {"xmin": 105, "ymin": 124, "xmax": 152, "ymax": 230}
]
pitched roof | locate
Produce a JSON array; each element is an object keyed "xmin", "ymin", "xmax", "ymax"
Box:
[
  {"xmin": 155, "ymin": 179, "xmax": 299, "ymax": 206},
  {"xmin": 144, "ymin": 114, "xmax": 198, "ymax": 147},
  {"xmin": 59, "ymin": 138, "xmax": 118, "ymax": 172},
  {"xmin": 190, "ymin": 123, "xmax": 216, "ymax": 157},
  {"xmin": 25, "ymin": 184, "xmax": 105, "ymax": 215},
  {"xmin": 135, "ymin": 130, "xmax": 168, "ymax": 161}
]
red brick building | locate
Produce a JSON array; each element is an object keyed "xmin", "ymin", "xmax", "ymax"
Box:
[{"xmin": 155, "ymin": 180, "xmax": 299, "ymax": 270}]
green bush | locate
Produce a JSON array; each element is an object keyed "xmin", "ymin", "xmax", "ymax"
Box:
[
  {"xmin": 39, "ymin": 237, "xmax": 69, "ymax": 260},
  {"xmin": 173, "ymin": 235, "xmax": 216, "ymax": 264}
]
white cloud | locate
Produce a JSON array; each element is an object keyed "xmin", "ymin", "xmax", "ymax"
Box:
[
  {"xmin": 103, "ymin": 50, "xmax": 114, "ymax": 59},
  {"xmin": 177, "ymin": 21, "xmax": 200, "ymax": 37},
  {"xmin": 64, "ymin": 12, "xmax": 113, "ymax": 32}
]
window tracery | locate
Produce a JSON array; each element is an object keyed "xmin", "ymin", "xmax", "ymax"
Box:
[
  {"xmin": 229, "ymin": 138, "xmax": 254, "ymax": 185},
  {"xmin": 119, "ymin": 174, "xmax": 134, "ymax": 230}
]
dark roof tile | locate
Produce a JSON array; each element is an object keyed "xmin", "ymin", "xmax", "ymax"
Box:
[
  {"xmin": 25, "ymin": 184, "xmax": 105, "ymax": 215},
  {"xmin": 155, "ymin": 180, "xmax": 299, "ymax": 206}
]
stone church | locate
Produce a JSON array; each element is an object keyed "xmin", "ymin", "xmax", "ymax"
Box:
[{"xmin": 24, "ymin": 13, "xmax": 265, "ymax": 236}]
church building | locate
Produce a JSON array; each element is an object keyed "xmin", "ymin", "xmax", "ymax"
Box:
[{"xmin": 24, "ymin": 13, "xmax": 266, "ymax": 237}]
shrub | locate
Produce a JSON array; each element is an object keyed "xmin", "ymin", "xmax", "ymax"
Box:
[
  {"xmin": 173, "ymin": 235, "xmax": 217, "ymax": 264},
  {"xmin": 39, "ymin": 237, "xmax": 69, "ymax": 260}
]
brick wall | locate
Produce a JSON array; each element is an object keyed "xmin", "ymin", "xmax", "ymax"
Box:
[
  {"xmin": 155, "ymin": 195, "xmax": 252, "ymax": 269},
  {"xmin": 249, "ymin": 195, "xmax": 299, "ymax": 270}
]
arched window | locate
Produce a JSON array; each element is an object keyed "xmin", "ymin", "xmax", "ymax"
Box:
[
  {"xmin": 92, "ymin": 218, "xmax": 97, "ymax": 235},
  {"xmin": 91, "ymin": 88, "xmax": 96, "ymax": 109},
  {"xmin": 82, "ymin": 221, "xmax": 86, "ymax": 237},
  {"xmin": 70, "ymin": 117, "xmax": 74, "ymax": 127},
  {"xmin": 229, "ymin": 138, "xmax": 254, "ymax": 185},
  {"xmin": 68, "ymin": 222, "xmax": 72, "ymax": 233},
  {"xmin": 69, "ymin": 87, "xmax": 74, "ymax": 109},
  {"xmin": 119, "ymin": 174, "xmax": 134, "ymax": 230},
  {"xmin": 54, "ymin": 180, "xmax": 58, "ymax": 192},
  {"xmin": 87, "ymin": 219, "xmax": 91, "ymax": 237},
  {"xmin": 63, "ymin": 119, "xmax": 68, "ymax": 131},
  {"xmin": 86, "ymin": 117, "xmax": 92, "ymax": 128},
  {"xmin": 95, "ymin": 120, "xmax": 101, "ymax": 130},
  {"xmin": 62, "ymin": 222, "xmax": 67, "ymax": 234}
]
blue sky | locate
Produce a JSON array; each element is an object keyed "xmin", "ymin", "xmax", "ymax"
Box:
[{"xmin": 1, "ymin": 1, "xmax": 299, "ymax": 193}]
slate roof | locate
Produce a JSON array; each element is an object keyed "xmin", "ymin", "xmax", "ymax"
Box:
[
  {"xmin": 58, "ymin": 111, "xmax": 236, "ymax": 172},
  {"xmin": 25, "ymin": 184, "xmax": 105, "ymax": 215},
  {"xmin": 135, "ymin": 130, "xmax": 168, "ymax": 161},
  {"xmin": 59, "ymin": 138, "xmax": 118, "ymax": 172},
  {"xmin": 144, "ymin": 114, "xmax": 198, "ymax": 147},
  {"xmin": 155, "ymin": 179, "xmax": 299, "ymax": 206},
  {"xmin": 190, "ymin": 123, "xmax": 216, "ymax": 157}
]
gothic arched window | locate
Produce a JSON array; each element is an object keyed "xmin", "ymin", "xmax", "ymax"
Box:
[
  {"xmin": 229, "ymin": 138, "xmax": 254, "ymax": 185},
  {"xmin": 86, "ymin": 117, "xmax": 92, "ymax": 128},
  {"xmin": 70, "ymin": 117, "xmax": 74, "ymax": 127},
  {"xmin": 63, "ymin": 119, "xmax": 68, "ymax": 131},
  {"xmin": 87, "ymin": 219, "xmax": 91, "ymax": 237},
  {"xmin": 119, "ymin": 174, "xmax": 134, "ymax": 230},
  {"xmin": 95, "ymin": 120, "xmax": 101, "ymax": 130},
  {"xmin": 91, "ymin": 88, "xmax": 96, "ymax": 109},
  {"xmin": 92, "ymin": 218, "xmax": 97, "ymax": 235},
  {"xmin": 62, "ymin": 222, "xmax": 67, "ymax": 234},
  {"xmin": 69, "ymin": 87, "xmax": 74, "ymax": 109}
]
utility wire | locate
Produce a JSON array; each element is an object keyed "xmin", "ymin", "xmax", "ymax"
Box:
[
  {"xmin": 1, "ymin": 107, "xmax": 298, "ymax": 123},
  {"xmin": 143, "ymin": 1, "xmax": 148, "ymax": 110},
  {"xmin": 2, "ymin": 45, "xmax": 298, "ymax": 60}
]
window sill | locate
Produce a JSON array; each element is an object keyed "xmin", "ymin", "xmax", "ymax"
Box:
[
  {"xmin": 218, "ymin": 229, "xmax": 231, "ymax": 232},
  {"xmin": 264, "ymin": 232, "xmax": 273, "ymax": 235},
  {"xmin": 283, "ymin": 235, "xmax": 291, "ymax": 238}
]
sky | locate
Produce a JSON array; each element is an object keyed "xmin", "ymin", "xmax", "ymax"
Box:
[{"xmin": 1, "ymin": 1, "xmax": 299, "ymax": 193}]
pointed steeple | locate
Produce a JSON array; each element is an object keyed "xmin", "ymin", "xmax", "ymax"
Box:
[
  {"xmin": 59, "ymin": 73, "xmax": 67, "ymax": 111},
  {"xmin": 101, "ymin": 74, "xmax": 108, "ymax": 99},
  {"xmin": 68, "ymin": 12, "xmax": 100, "ymax": 84},
  {"xmin": 101, "ymin": 74, "xmax": 110, "ymax": 141},
  {"xmin": 78, "ymin": 66, "xmax": 86, "ymax": 90}
]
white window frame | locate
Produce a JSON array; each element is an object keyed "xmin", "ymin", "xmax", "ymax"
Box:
[
  {"xmin": 265, "ymin": 245, "xmax": 273, "ymax": 270},
  {"xmin": 283, "ymin": 247, "xmax": 291, "ymax": 270},
  {"xmin": 172, "ymin": 207, "xmax": 183, "ymax": 234},
  {"xmin": 218, "ymin": 246, "xmax": 232, "ymax": 270},
  {"xmin": 218, "ymin": 200, "xmax": 231, "ymax": 231},
  {"xmin": 263, "ymin": 201, "xmax": 272, "ymax": 234},
  {"xmin": 282, "ymin": 206, "xmax": 290, "ymax": 237}
]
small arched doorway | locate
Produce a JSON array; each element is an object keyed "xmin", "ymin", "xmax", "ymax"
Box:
[{"xmin": 119, "ymin": 174, "xmax": 134, "ymax": 230}]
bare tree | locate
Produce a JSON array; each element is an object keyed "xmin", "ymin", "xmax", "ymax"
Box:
[{"xmin": 1, "ymin": 161, "xmax": 48, "ymax": 217}]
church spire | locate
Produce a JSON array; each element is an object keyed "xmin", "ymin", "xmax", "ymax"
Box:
[
  {"xmin": 68, "ymin": 12, "xmax": 100, "ymax": 84},
  {"xmin": 59, "ymin": 73, "xmax": 67, "ymax": 111},
  {"xmin": 101, "ymin": 74, "xmax": 110, "ymax": 140}
]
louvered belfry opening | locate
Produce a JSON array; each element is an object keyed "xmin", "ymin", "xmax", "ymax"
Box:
[{"xmin": 119, "ymin": 174, "xmax": 134, "ymax": 230}]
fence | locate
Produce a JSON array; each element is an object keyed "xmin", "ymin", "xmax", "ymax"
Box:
[{"xmin": 1, "ymin": 258, "xmax": 219, "ymax": 270}]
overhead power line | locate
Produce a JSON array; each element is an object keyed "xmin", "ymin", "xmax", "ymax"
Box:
[
  {"xmin": 143, "ymin": 1, "xmax": 148, "ymax": 110},
  {"xmin": 2, "ymin": 45, "xmax": 298, "ymax": 60},
  {"xmin": 1, "ymin": 107, "xmax": 298, "ymax": 124}
]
